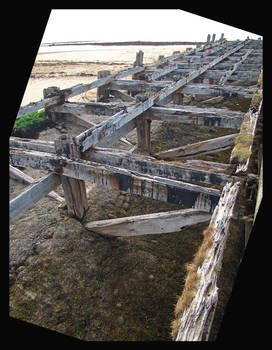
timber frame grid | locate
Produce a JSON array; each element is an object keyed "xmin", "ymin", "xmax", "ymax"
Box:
[{"xmin": 9, "ymin": 34, "xmax": 263, "ymax": 341}]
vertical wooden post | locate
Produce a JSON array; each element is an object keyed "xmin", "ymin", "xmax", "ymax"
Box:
[
  {"xmin": 43, "ymin": 86, "xmax": 60, "ymax": 122},
  {"xmin": 211, "ymin": 34, "xmax": 216, "ymax": 43},
  {"xmin": 131, "ymin": 50, "xmax": 144, "ymax": 96},
  {"xmin": 55, "ymin": 135, "xmax": 88, "ymax": 219},
  {"xmin": 136, "ymin": 113, "xmax": 151, "ymax": 154},
  {"xmin": 206, "ymin": 34, "xmax": 211, "ymax": 44},
  {"xmin": 97, "ymin": 70, "xmax": 111, "ymax": 102},
  {"xmin": 172, "ymin": 87, "xmax": 184, "ymax": 105}
]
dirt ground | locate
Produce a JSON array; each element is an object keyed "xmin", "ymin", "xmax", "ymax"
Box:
[{"xmin": 9, "ymin": 49, "xmax": 251, "ymax": 341}]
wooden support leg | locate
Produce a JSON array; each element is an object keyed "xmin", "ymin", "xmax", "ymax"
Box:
[
  {"xmin": 43, "ymin": 86, "xmax": 60, "ymax": 122},
  {"xmin": 97, "ymin": 70, "xmax": 111, "ymax": 102},
  {"xmin": 55, "ymin": 134, "xmax": 89, "ymax": 219},
  {"xmin": 136, "ymin": 115, "xmax": 151, "ymax": 154},
  {"xmin": 60, "ymin": 175, "xmax": 88, "ymax": 219}
]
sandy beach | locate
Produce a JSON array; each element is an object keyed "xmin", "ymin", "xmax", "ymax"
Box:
[{"xmin": 21, "ymin": 45, "xmax": 191, "ymax": 106}]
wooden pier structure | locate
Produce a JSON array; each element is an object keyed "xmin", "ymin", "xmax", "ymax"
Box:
[{"xmin": 9, "ymin": 34, "xmax": 263, "ymax": 341}]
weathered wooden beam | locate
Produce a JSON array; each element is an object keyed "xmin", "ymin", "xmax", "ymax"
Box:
[
  {"xmin": 9, "ymin": 137, "xmax": 55, "ymax": 153},
  {"xmin": 81, "ymin": 147, "xmax": 238, "ymax": 187},
  {"xmin": 218, "ymin": 49, "xmax": 253, "ymax": 86},
  {"xmin": 107, "ymin": 80, "xmax": 256, "ymax": 98},
  {"xmin": 9, "ymin": 148, "xmax": 221, "ymax": 212},
  {"xmin": 9, "ymin": 165, "xmax": 64, "ymax": 203},
  {"xmin": 85, "ymin": 208, "xmax": 211, "ymax": 237},
  {"xmin": 75, "ymin": 42, "xmax": 246, "ymax": 152},
  {"xmin": 155, "ymin": 133, "xmax": 237, "ymax": 160},
  {"xmin": 174, "ymin": 181, "xmax": 241, "ymax": 341},
  {"xmin": 141, "ymin": 105, "xmax": 244, "ymax": 129},
  {"xmin": 97, "ymin": 70, "xmax": 111, "ymax": 101},
  {"xmin": 230, "ymin": 97, "xmax": 263, "ymax": 174},
  {"xmin": 136, "ymin": 117, "xmax": 151, "ymax": 153},
  {"xmin": 54, "ymin": 135, "xmax": 88, "ymax": 219},
  {"xmin": 9, "ymin": 173, "xmax": 61, "ymax": 223},
  {"xmin": 109, "ymin": 89, "xmax": 135, "ymax": 102}
]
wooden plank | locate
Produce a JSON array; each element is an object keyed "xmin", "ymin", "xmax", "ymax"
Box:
[
  {"xmin": 230, "ymin": 98, "xmax": 263, "ymax": 174},
  {"xmin": 81, "ymin": 148, "xmax": 238, "ymax": 187},
  {"xmin": 141, "ymin": 105, "xmax": 244, "ymax": 129},
  {"xmin": 173, "ymin": 181, "xmax": 241, "ymax": 341},
  {"xmin": 9, "ymin": 148, "xmax": 221, "ymax": 212},
  {"xmin": 75, "ymin": 42, "xmax": 246, "ymax": 152},
  {"xmin": 218, "ymin": 49, "xmax": 253, "ymax": 86},
  {"xmin": 9, "ymin": 165, "xmax": 64, "ymax": 203},
  {"xmin": 107, "ymin": 80, "xmax": 256, "ymax": 98},
  {"xmin": 9, "ymin": 173, "xmax": 61, "ymax": 223},
  {"xmin": 9, "ymin": 137, "xmax": 55, "ymax": 153},
  {"xmin": 85, "ymin": 208, "xmax": 211, "ymax": 237},
  {"xmin": 155, "ymin": 133, "xmax": 237, "ymax": 160}
]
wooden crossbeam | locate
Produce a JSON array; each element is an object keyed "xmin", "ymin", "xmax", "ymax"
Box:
[
  {"xmin": 9, "ymin": 138, "xmax": 238, "ymax": 187},
  {"xmin": 155, "ymin": 133, "xmax": 237, "ymax": 160},
  {"xmin": 9, "ymin": 173, "xmax": 61, "ymax": 223},
  {"xmin": 85, "ymin": 208, "xmax": 211, "ymax": 237},
  {"xmin": 107, "ymin": 80, "xmax": 256, "ymax": 98},
  {"xmin": 75, "ymin": 42, "xmax": 246, "ymax": 152},
  {"xmin": 82, "ymin": 147, "xmax": 239, "ymax": 187},
  {"xmin": 9, "ymin": 148, "xmax": 221, "ymax": 213}
]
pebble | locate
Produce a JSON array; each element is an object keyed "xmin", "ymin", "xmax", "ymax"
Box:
[{"xmin": 117, "ymin": 315, "xmax": 125, "ymax": 325}]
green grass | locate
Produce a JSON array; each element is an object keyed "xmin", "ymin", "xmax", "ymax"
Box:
[{"xmin": 13, "ymin": 110, "xmax": 45, "ymax": 129}]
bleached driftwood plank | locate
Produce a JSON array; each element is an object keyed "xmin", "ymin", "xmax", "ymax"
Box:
[
  {"xmin": 9, "ymin": 173, "xmax": 61, "ymax": 223},
  {"xmin": 9, "ymin": 165, "xmax": 64, "ymax": 203},
  {"xmin": 174, "ymin": 181, "xmax": 241, "ymax": 341},
  {"xmin": 85, "ymin": 209, "xmax": 211, "ymax": 237},
  {"xmin": 155, "ymin": 134, "xmax": 237, "ymax": 160}
]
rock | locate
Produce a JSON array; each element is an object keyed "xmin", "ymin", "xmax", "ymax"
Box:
[
  {"xmin": 122, "ymin": 202, "xmax": 130, "ymax": 211},
  {"xmin": 117, "ymin": 315, "xmax": 125, "ymax": 325}
]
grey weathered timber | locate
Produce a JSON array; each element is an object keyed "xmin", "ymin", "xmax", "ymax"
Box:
[
  {"xmin": 54, "ymin": 135, "xmax": 88, "ymax": 219},
  {"xmin": 85, "ymin": 208, "xmax": 211, "ymax": 237},
  {"xmin": 155, "ymin": 133, "xmax": 237, "ymax": 160},
  {"xmin": 218, "ymin": 49, "xmax": 253, "ymax": 85},
  {"xmin": 97, "ymin": 70, "xmax": 111, "ymax": 101},
  {"xmin": 9, "ymin": 148, "xmax": 221, "ymax": 212},
  {"xmin": 165, "ymin": 69, "xmax": 259, "ymax": 82},
  {"xmin": 230, "ymin": 98, "xmax": 263, "ymax": 174},
  {"xmin": 81, "ymin": 147, "xmax": 238, "ymax": 187},
  {"xmin": 107, "ymin": 80, "xmax": 256, "ymax": 98},
  {"xmin": 141, "ymin": 105, "xmax": 244, "ymax": 129},
  {"xmin": 9, "ymin": 165, "xmax": 64, "ymax": 203},
  {"xmin": 135, "ymin": 117, "xmax": 151, "ymax": 153},
  {"xmin": 9, "ymin": 137, "xmax": 55, "ymax": 153},
  {"xmin": 175, "ymin": 181, "xmax": 241, "ymax": 341},
  {"xmin": 75, "ymin": 42, "xmax": 246, "ymax": 152},
  {"xmin": 9, "ymin": 173, "xmax": 61, "ymax": 223}
]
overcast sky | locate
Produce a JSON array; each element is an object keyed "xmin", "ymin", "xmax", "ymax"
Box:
[{"xmin": 41, "ymin": 9, "xmax": 262, "ymax": 44}]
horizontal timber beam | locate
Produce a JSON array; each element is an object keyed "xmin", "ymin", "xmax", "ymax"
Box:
[
  {"xmin": 107, "ymin": 80, "xmax": 256, "ymax": 98},
  {"xmin": 155, "ymin": 133, "xmax": 237, "ymax": 160},
  {"xmin": 81, "ymin": 147, "xmax": 238, "ymax": 187},
  {"xmin": 85, "ymin": 208, "xmax": 211, "ymax": 237},
  {"xmin": 9, "ymin": 148, "xmax": 221, "ymax": 212}
]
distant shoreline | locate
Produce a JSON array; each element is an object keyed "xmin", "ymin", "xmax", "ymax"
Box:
[{"xmin": 42, "ymin": 40, "xmax": 204, "ymax": 47}]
